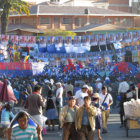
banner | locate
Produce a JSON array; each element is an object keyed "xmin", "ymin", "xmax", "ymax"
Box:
[
  {"xmin": 81, "ymin": 36, "xmax": 90, "ymax": 52},
  {"xmin": 38, "ymin": 36, "xmax": 47, "ymax": 53},
  {"xmin": 90, "ymin": 35, "xmax": 98, "ymax": 46},
  {"xmin": 64, "ymin": 36, "xmax": 73, "ymax": 53},
  {"xmin": 73, "ymin": 36, "xmax": 81, "ymax": 47},
  {"xmin": 0, "ymin": 63, "xmax": 32, "ymax": 70},
  {"xmin": 98, "ymin": 34, "xmax": 106, "ymax": 45}
]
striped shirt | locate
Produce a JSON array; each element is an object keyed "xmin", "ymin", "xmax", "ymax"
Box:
[{"xmin": 11, "ymin": 125, "xmax": 38, "ymax": 140}]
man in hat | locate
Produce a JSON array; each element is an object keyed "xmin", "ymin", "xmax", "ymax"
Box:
[
  {"xmin": 96, "ymin": 78, "xmax": 102, "ymax": 94},
  {"xmin": 41, "ymin": 79, "xmax": 51, "ymax": 98},
  {"xmin": 59, "ymin": 96, "xmax": 79, "ymax": 140},
  {"xmin": 75, "ymin": 85, "xmax": 89, "ymax": 106},
  {"xmin": 76, "ymin": 96, "xmax": 97, "ymax": 140}
]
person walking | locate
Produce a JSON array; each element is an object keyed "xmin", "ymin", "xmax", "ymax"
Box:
[
  {"xmin": 100, "ymin": 86, "xmax": 113, "ymax": 133},
  {"xmin": 76, "ymin": 96, "xmax": 97, "ymax": 140},
  {"xmin": 59, "ymin": 96, "xmax": 79, "ymax": 140},
  {"xmin": 26, "ymin": 85, "xmax": 46, "ymax": 128}
]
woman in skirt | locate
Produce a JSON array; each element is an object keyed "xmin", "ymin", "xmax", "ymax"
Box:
[{"xmin": 46, "ymin": 90, "xmax": 58, "ymax": 131}]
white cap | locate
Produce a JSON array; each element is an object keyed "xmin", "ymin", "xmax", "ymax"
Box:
[
  {"xmin": 50, "ymin": 79, "xmax": 54, "ymax": 85},
  {"xmin": 44, "ymin": 79, "xmax": 50, "ymax": 83},
  {"xmin": 105, "ymin": 77, "xmax": 110, "ymax": 80},
  {"xmin": 56, "ymin": 82, "xmax": 61, "ymax": 85},
  {"xmin": 82, "ymin": 85, "xmax": 89, "ymax": 89},
  {"xmin": 96, "ymin": 78, "xmax": 101, "ymax": 82}
]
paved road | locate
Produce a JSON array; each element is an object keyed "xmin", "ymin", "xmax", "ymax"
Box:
[{"xmin": 1, "ymin": 111, "xmax": 140, "ymax": 140}]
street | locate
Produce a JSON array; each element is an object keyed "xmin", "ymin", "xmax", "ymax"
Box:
[
  {"xmin": 43, "ymin": 110, "xmax": 140, "ymax": 140},
  {"xmin": 1, "ymin": 111, "xmax": 140, "ymax": 140}
]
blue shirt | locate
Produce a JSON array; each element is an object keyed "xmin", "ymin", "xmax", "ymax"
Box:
[
  {"xmin": 82, "ymin": 108, "xmax": 89, "ymax": 125},
  {"xmin": 1, "ymin": 109, "xmax": 14, "ymax": 124}
]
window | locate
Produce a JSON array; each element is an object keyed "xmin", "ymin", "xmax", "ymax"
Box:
[
  {"xmin": 81, "ymin": 18, "xmax": 86, "ymax": 26},
  {"xmin": 90, "ymin": 18, "xmax": 99, "ymax": 24},
  {"xmin": 75, "ymin": 18, "xmax": 80, "ymax": 26},
  {"xmin": 40, "ymin": 17, "xmax": 51, "ymax": 24},
  {"xmin": 62, "ymin": 18, "xmax": 72, "ymax": 24},
  {"xmin": 54, "ymin": 17, "xmax": 59, "ymax": 23},
  {"xmin": 12, "ymin": 18, "xmax": 19, "ymax": 24},
  {"xmin": 102, "ymin": 18, "xmax": 113, "ymax": 24}
]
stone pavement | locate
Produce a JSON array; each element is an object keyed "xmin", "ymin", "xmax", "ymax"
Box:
[{"xmin": 1, "ymin": 111, "xmax": 140, "ymax": 140}]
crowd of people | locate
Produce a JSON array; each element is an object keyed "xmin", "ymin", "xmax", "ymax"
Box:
[{"xmin": 0, "ymin": 72, "xmax": 139, "ymax": 140}]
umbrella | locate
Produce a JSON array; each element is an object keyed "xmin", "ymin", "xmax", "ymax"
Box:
[{"xmin": 0, "ymin": 79, "xmax": 17, "ymax": 103}]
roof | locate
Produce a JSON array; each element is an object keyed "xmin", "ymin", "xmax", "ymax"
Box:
[
  {"xmin": 0, "ymin": 24, "xmax": 43, "ymax": 34},
  {"xmin": 9, "ymin": 5, "xmax": 140, "ymax": 17},
  {"xmin": 72, "ymin": 24, "xmax": 129, "ymax": 33}
]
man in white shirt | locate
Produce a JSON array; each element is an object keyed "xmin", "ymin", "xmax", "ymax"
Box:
[
  {"xmin": 118, "ymin": 77, "xmax": 129, "ymax": 128},
  {"xmin": 118, "ymin": 77, "xmax": 129, "ymax": 95},
  {"xmin": 56, "ymin": 82, "xmax": 64, "ymax": 108},
  {"xmin": 100, "ymin": 86, "xmax": 113, "ymax": 133},
  {"xmin": 75, "ymin": 85, "xmax": 88, "ymax": 106}
]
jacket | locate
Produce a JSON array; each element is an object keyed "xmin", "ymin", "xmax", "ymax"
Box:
[
  {"xmin": 76, "ymin": 105, "xmax": 97, "ymax": 131},
  {"xmin": 59, "ymin": 105, "xmax": 79, "ymax": 128}
]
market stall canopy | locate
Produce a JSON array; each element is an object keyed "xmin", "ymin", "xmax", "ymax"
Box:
[{"xmin": 0, "ymin": 24, "xmax": 43, "ymax": 34}]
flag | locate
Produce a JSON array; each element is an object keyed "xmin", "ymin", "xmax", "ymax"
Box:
[
  {"xmin": 78, "ymin": 61, "xmax": 83, "ymax": 69},
  {"xmin": 67, "ymin": 59, "xmax": 76, "ymax": 71},
  {"xmin": 24, "ymin": 55, "xmax": 30, "ymax": 63}
]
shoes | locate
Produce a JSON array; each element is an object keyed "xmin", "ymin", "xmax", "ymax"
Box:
[{"xmin": 102, "ymin": 129, "xmax": 108, "ymax": 134}]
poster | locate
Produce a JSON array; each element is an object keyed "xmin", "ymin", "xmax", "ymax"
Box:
[
  {"xmin": 107, "ymin": 33, "xmax": 115, "ymax": 43},
  {"xmin": 123, "ymin": 32, "xmax": 132, "ymax": 43},
  {"xmin": 73, "ymin": 36, "xmax": 81, "ymax": 47},
  {"xmin": 90, "ymin": 35, "xmax": 98, "ymax": 46},
  {"xmin": 133, "ymin": 31, "xmax": 140, "ymax": 42},
  {"xmin": 64, "ymin": 36, "xmax": 73, "ymax": 53},
  {"xmin": 27, "ymin": 36, "xmax": 36, "ymax": 47},
  {"xmin": 19, "ymin": 36, "xmax": 27, "ymax": 47},
  {"xmin": 115, "ymin": 33, "xmax": 123, "ymax": 42},
  {"xmin": 98, "ymin": 34, "xmax": 106, "ymax": 45},
  {"xmin": 10, "ymin": 35, "xmax": 18, "ymax": 44},
  {"xmin": 1, "ymin": 35, "xmax": 9, "ymax": 45}
]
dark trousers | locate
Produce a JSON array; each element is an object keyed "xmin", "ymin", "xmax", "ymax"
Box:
[
  {"xmin": 62, "ymin": 122, "xmax": 78, "ymax": 140},
  {"xmin": 79, "ymin": 125, "xmax": 94, "ymax": 140}
]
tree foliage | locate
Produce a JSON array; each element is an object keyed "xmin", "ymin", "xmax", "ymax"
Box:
[
  {"xmin": 0, "ymin": 0, "xmax": 30, "ymax": 34},
  {"xmin": 44, "ymin": 29, "xmax": 77, "ymax": 38}
]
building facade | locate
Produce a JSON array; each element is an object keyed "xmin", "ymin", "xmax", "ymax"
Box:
[{"xmin": 2, "ymin": 5, "xmax": 139, "ymax": 35}]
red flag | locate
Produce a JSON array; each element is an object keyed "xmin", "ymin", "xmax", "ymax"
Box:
[
  {"xmin": 67, "ymin": 59, "xmax": 76, "ymax": 71},
  {"xmin": 78, "ymin": 61, "xmax": 83, "ymax": 69}
]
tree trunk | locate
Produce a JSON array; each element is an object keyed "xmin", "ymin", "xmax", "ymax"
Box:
[{"xmin": 1, "ymin": 8, "xmax": 9, "ymax": 34}]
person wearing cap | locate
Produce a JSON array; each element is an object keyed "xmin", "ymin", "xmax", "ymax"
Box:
[
  {"xmin": 96, "ymin": 78, "xmax": 102, "ymax": 94},
  {"xmin": 59, "ymin": 96, "xmax": 79, "ymax": 140},
  {"xmin": 100, "ymin": 86, "xmax": 113, "ymax": 133},
  {"xmin": 75, "ymin": 85, "xmax": 89, "ymax": 106},
  {"xmin": 92, "ymin": 93, "xmax": 102, "ymax": 140},
  {"xmin": 76, "ymin": 96, "xmax": 97, "ymax": 140},
  {"xmin": 118, "ymin": 77, "xmax": 129, "ymax": 128},
  {"xmin": 41, "ymin": 79, "xmax": 51, "ymax": 98}
]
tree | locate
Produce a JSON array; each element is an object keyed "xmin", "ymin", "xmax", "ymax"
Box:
[
  {"xmin": 44, "ymin": 29, "xmax": 77, "ymax": 38},
  {"xmin": 0, "ymin": 0, "xmax": 30, "ymax": 34}
]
